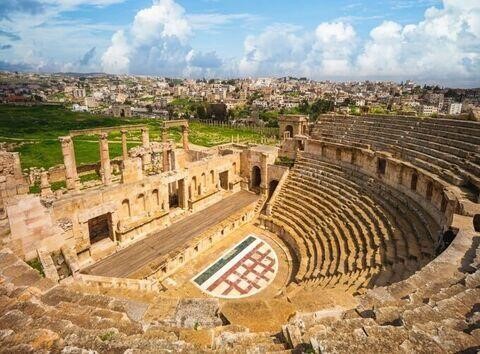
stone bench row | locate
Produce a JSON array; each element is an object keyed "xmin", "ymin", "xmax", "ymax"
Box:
[
  {"xmin": 283, "ymin": 225, "xmax": 480, "ymax": 353},
  {"xmin": 300, "ymin": 153, "xmax": 439, "ymax": 242},
  {"xmin": 286, "ymin": 173, "xmax": 427, "ymax": 273},
  {"xmin": 270, "ymin": 155, "xmax": 436, "ymax": 288},
  {"xmin": 296, "ymin": 157, "xmax": 435, "ymax": 254}
]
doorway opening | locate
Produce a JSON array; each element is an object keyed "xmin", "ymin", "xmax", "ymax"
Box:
[
  {"xmin": 88, "ymin": 213, "xmax": 112, "ymax": 244},
  {"xmin": 219, "ymin": 171, "xmax": 229, "ymax": 190},
  {"xmin": 252, "ymin": 166, "xmax": 261, "ymax": 192},
  {"xmin": 285, "ymin": 125, "xmax": 294, "ymax": 138}
]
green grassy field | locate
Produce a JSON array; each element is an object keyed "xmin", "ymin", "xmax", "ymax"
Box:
[{"xmin": 0, "ymin": 105, "xmax": 270, "ymax": 170}]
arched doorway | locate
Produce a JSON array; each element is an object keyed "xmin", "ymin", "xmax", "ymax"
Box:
[
  {"xmin": 285, "ymin": 125, "xmax": 294, "ymax": 138},
  {"xmin": 120, "ymin": 109, "xmax": 126, "ymax": 117},
  {"xmin": 251, "ymin": 166, "xmax": 261, "ymax": 191}
]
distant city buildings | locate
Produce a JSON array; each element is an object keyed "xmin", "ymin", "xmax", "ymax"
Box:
[
  {"xmin": 448, "ymin": 102, "xmax": 462, "ymax": 115},
  {"xmin": 0, "ymin": 72, "xmax": 478, "ymax": 121}
]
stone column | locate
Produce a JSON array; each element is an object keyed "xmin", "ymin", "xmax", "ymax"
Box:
[
  {"xmin": 59, "ymin": 136, "xmax": 79, "ymax": 190},
  {"xmin": 121, "ymin": 129, "xmax": 128, "ymax": 161},
  {"xmin": 182, "ymin": 125, "xmax": 189, "ymax": 151},
  {"xmin": 162, "ymin": 130, "xmax": 170, "ymax": 172},
  {"xmin": 40, "ymin": 171, "xmax": 53, "ymax": 197},
  {"xmin": 260, "ymin": 153, "xmax": 268, "ymax": 197},
  {"xmin": 163, "ymin": 149, "xmax": 170, "ymax": 172},
  {"xmin": 141, "ymin": 128, "xmax": 151, "ymax": 170},
  {"xmin": 99, "ymin": 133, "xmax": 112, "ymax": 185},
  {"xmin": 142, "ymin": 128, "xmax": 150, "ymax": 148}
]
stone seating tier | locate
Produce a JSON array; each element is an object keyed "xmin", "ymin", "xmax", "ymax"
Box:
[
  {"xmin": 268, "ymin": 152, "xmax": 439, "ymax": 290},
  {"xmin": 0, "ymin": 248, "xmax": 292, "ymax": 353},
  {"xmin": 282, "ymin": 217, "xmax": 480, "ymax": 353},
  {"xmin": 311, "ymin": 115, "xmax": 480, "ymax": 189}
]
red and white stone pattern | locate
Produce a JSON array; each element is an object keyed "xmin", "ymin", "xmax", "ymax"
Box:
[{"xmin": 192, "ymin": 235, "xmax": 278, "ymax": 299}]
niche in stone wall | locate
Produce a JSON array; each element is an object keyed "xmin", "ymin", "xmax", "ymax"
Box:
[
  {"xmin": 411, "ymin": 173, "xmax": 418, "ymax": 191},
  {"xmin": 377, "ymin": 158, "xmax": 387, "ymax": 175},
  {"xmin": 426, "ymin": 181, "xmax": 434, "ymax": 201}
]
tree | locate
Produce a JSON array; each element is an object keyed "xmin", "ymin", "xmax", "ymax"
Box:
[
  {"xmin": 196, "ymin": 105, "xmax": 207, "ymax": 120},
  {"xmin": 309, "ymin": 99, "xmax": 334, "ymax": 120}
]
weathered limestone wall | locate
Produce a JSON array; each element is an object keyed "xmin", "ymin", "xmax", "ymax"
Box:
[
  {"xmin": 2, "ymin": 138, "xmax": 277, "ymax": 263},
  {"xmin": 47, "ymin": 149, "xmax": 246, "ymax": 262},
  {"xmin": 0, "ymin": 151, "xmax": 28, "ymax": 215},
  {"xmin": 265, "ymin": 166, "xmax": 289, "ymax": 216},
  {"xmin": 6, "ymin": 195, "xmax": 64, "ymax": 260},
  {"xmin": 305, "ymin": 139, "xmax": 458, "ymax": 227}
]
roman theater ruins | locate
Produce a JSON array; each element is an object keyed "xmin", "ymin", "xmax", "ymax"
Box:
[{"xmin": 0, "ymin": 115, "xmax": 479, "ymax": 352}]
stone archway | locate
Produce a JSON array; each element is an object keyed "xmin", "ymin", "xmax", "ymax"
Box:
[{"xmin": 285, "ymin": 125, "xmax": 294, "ymax": 138}]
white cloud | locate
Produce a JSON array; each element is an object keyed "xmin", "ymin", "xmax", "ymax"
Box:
[
  {"xmin": 238, "ymin": 22, "xmax": 357, "ymax": 78},
  {"xmin": 131, "ymin": 0, "xmax": 191, "ymax": 43},
  {"xmin": 100, "ymin": 30, "xmax": 130, "ymax": 74},
  {"xmin": 237, "ymin": 1, "xmax": 480, "ymax": 86},
  {"xmin": 355, "ymin": 1, "xmax": 480, "ymax": 85},
  {"xmin": 1, "ymin": 0, "xmax": 479, "ymax": 86},
  {"xmin": 101, "ymin": 0, "xmax": 225, "ymax": 76}
]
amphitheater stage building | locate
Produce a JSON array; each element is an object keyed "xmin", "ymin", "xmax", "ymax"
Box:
[{"xmin": 83, "ymin": 190, "xmax": 259, "ymax": 278}]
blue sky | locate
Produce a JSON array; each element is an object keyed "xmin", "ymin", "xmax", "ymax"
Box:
[{"xmin": 0, "ymin": 0, "xmax": 479, "ymax": 87}]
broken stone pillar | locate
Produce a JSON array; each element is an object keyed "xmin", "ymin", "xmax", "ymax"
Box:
[
  {"xmin": 99, "ymin": 133, "xmax": 112, "ymax": 185},
  {"xmin": 260, "ymin": 153, "xmax": 268, "ymax": 197},
  {"xmin": 141, "ymin": 128, "xmax": 152, "ymax": 171},
  {"xmin": 182, "ymin": 125, "xmax": 189, "ymax": 151},
  {"xmin": 121, "ymin": 129, "xmax": 128, "ymax": 161},
  {"xmin": 162, "ymin": 130, "xmax": 170, "ymax": 172},
  {"xmin": 141, "ymin": 127, "xmax": 150, "ymax": 148},
  {"xmin": 163, "ymin": 149, "xmax": 170, "ymax": 172},
  {"xmin": 59, "ymin": 136, "xmax": 79, "ymax": 191},
  {"xmin": 40, "ymin": 171, "xmax": 53, "ymax": 197}
]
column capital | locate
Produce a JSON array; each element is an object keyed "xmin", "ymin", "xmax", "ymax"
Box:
[{"xmin": 99, "ymin": 132, "xmax": 108, "ymax": 140}]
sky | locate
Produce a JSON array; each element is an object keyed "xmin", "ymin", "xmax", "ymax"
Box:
[{"xmin": 0, "ymin": 0, "xmax": 479, "ymax": 87}]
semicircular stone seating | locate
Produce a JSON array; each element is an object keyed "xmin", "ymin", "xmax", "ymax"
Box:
[
  {"xmin": 269, "ymin": 151, "xmax": 440, "ymax": 292},
  {"xmin": 311, "ymin": 114, "xmax": 480, "ymax": 190},
  {"xmin": 282, "ymin": 217, "xmax": 480, "ymax": 353}
]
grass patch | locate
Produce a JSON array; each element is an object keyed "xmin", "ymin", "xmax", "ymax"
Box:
[
  {"xmin": 0, "ymin": 105, "xmax": 274, "ymax": 169},
  {"xmin": 275, "ymin": 156, "xmax": 295, "ymax": 168},
  {"xmin": 99, "ymin": 331, "xmax": 116, "ymax": 341},
  {"xmin": 80, "ymin": 172, "xmax": 101, "ymax": 183},
  {"xmin": 29, "ymin": 182, "xmax": 40, "ymax": 194},
  {"xmin": 27, "ymin": 258, "xmax": 45, "ymax": 277},
  {"xmin": 51, "ymin": 180, "xmax": 66, "ymax": 191}
]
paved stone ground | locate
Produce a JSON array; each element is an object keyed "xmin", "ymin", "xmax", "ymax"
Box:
[{"xmin": 83, "ymin": 190, "xmax": 259, "ymax": 278}]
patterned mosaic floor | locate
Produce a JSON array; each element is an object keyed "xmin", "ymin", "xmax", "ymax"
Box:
[{"xmin": 192, "ymin": 235, "xmax": 278, "ymax": 299}]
